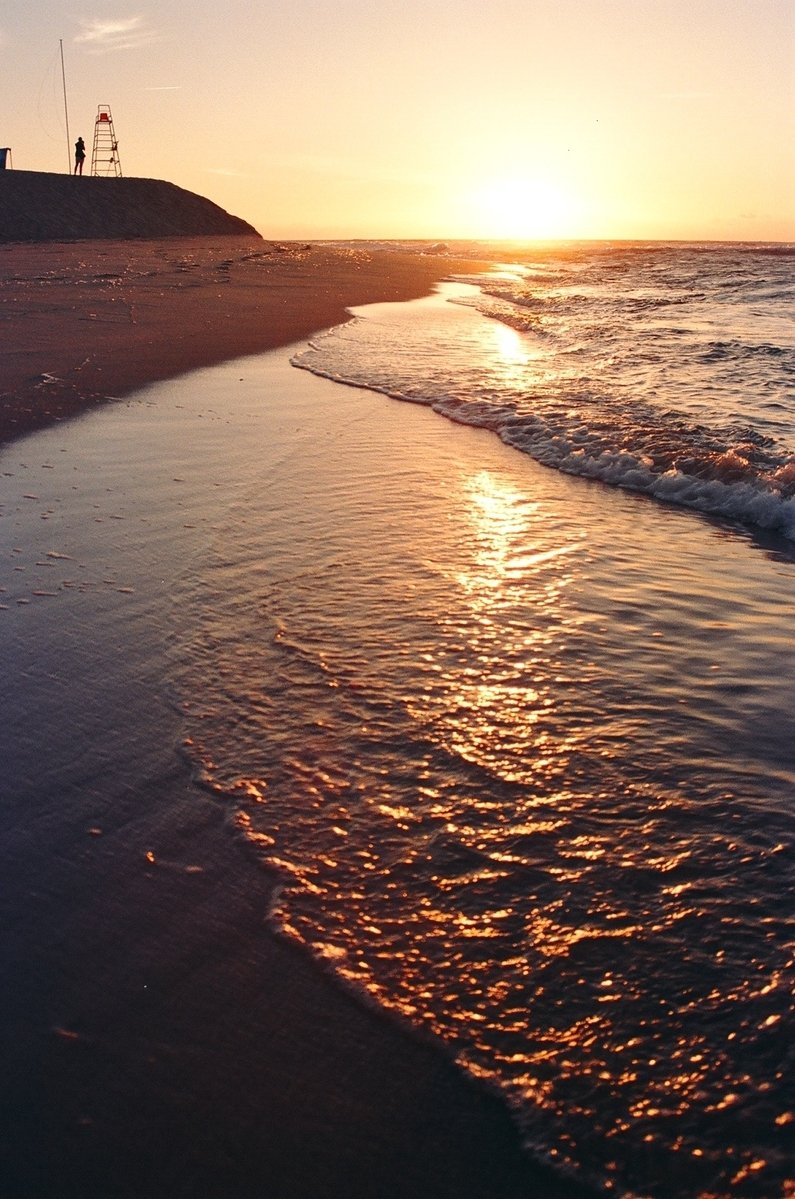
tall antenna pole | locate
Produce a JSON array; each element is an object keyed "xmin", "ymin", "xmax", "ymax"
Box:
[{"xmin": 60, "ymin": 39, "xmax": 71, "ymax": 174}]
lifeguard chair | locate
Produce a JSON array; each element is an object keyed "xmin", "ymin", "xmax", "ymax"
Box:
[{"xmin": 91, "ymin": 106, "xmax": 122, "ymax": 177}]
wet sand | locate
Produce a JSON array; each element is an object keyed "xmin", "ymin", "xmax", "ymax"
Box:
[
  {"xmin": 0, "ymin": 244, "xmax": 594, "ymax": 1197},
  {"xmin": 1, "ymin": 742, "xmax": 573, "ymax": 1199}
]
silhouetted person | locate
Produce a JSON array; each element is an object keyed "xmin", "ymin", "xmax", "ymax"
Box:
[{"xmin": 74, "ymin": 137, "xmax": 86, "ymax": 175}]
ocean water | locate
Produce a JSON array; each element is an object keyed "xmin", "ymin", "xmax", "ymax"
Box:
[
  {"xmin": 300, "ymin": 242, "xmax": 795, "ymax": 536},
  {"xmin": 167, "ymin": 244, "xmax": 794, "ymax": 1199}
]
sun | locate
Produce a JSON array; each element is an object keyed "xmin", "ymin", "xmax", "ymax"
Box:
[{"xmin": 469, "ymin": 176, "xmax": 583, "ymax": 241}]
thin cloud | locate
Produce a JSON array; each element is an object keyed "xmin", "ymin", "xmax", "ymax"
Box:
[
  {"xmin": 143, "ymin": 86, "xmax": 182, "ymax": 91},
  {"xmin": 75, "ymin": 17, "xmax": 159, "ymax": 52}
]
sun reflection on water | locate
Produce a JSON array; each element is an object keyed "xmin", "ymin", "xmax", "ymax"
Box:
[
  {"xmin": 414, "ymin": 466, "xmax": 588, "ymax": 786},
  {"xmin": 486, "ymin": 318, "xmax": 539, "ymax": 387},
  {"xmin": 172, "ymin": 352, "xmax": 795, "ymax": 1199}
]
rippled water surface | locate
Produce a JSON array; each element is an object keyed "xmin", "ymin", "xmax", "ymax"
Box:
[
  {"xmin": 170, "ymin": 273, "xmax": 795, "ymax": 1199},
  {"xmin": 299, "ymin": 243, "xmax": 795, "ymax": 535}
]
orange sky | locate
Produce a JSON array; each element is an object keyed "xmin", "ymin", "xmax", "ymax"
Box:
[{"xmin": 2, "ymin": 0, "xmax": 793, "ymax": 241}]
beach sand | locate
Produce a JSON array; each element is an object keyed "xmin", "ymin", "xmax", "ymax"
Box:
[
  {"xmin": 0, "ymin": 241, "xmax": 593, "ymax": 1197},
  {"xmin": 0, "ymin": 237, "xmax": 486, "ymax": 446}
]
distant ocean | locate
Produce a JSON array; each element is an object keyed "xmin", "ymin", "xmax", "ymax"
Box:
[{"xmin": 162, "ymin": 243, "xmax": 795, "ymax": 1197}]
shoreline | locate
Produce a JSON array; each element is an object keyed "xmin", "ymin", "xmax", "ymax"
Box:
[
  {"xmin": 2, "ymin": 743, "xmax": 582, "ymax": 1199},
  {"xmin": 0, "ymin": 237, "xmax": 488, "ymax": 447},
  {"xmin": 0, "ymin": 244, "xmax": 598, "ymax": 1197}
]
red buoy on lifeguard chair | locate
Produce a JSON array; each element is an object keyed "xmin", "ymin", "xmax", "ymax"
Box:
[{"xmin": 91, "ymin": 105, "xmax": 122, "ymax": 177}]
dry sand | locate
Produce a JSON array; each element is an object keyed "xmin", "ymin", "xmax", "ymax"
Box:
[{"xmin": 0, "ymin": 236, "xmax": 486, "ymax": 447}]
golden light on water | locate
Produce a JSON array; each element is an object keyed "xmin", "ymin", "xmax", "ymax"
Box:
[
  {"xmin": 403, "ymin": 465, "xmax": 588, "ymax": 786},
  {"xmin": 462, "ymin": 468, "xmax": 532, "ymax": 588},
  {"xmin": 461, "ymin": 470, "xmax": 582, "ymax": 600},
  {"xmin": 489, "ymin": 320, "xmax": 536, "ymax": 387}
]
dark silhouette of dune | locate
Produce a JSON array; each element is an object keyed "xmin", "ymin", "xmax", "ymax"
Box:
[{"xmin": 0, "ymin": 170, "xmax": 260, "ymax": 242}]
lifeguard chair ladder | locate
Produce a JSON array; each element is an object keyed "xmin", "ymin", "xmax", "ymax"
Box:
[{"xmin": 91, "ymin": 105, "xmax": 122, "ymax": 177}]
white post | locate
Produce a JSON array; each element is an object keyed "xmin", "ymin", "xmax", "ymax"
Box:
[{"xmin": 60, "ymin": 40, "xmax": 71, "ymax": 174}]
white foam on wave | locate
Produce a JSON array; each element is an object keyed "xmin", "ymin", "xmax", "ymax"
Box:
[
  {"xmin": 428, "ymin": 397, "xmax": 795, "ymax": 539},
  {"xmin": 294, "ymin": 345, "xmax": 795, "ymax": 542},
  {"xmin": 293, "ymin": 248, "xmax": 795, "ymax": 545}
]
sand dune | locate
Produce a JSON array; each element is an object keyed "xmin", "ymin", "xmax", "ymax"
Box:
[{"xmin": 0, "ymin": 170, "xmax": 260, "ymax": 242}]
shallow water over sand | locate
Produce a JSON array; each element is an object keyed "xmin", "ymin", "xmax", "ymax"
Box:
[
  {"xmin": 299, "ymin": 243, "xmax": 795, "ymax": 537},
  {"xmin": 2, "ymin": 295, "xmax": 793, "ymax": 1198},
  {"xmin": 167, "ymin": 304, "xmax": 792, "ymax": 1198}
]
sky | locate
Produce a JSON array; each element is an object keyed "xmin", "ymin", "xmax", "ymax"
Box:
[{"xmin": 1, "ymin": 0, "xmax": 793, "ymax": 241}]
